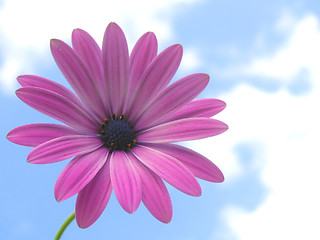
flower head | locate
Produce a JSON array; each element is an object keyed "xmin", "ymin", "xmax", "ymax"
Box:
[{"xmin": 7, "ymin": 22, "xmax": 228, "ymax": 228}]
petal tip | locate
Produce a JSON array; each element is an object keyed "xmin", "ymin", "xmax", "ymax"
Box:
[
  {"xmin": 15, "ymin": 87, "xmax": 22, "ymax": 95},
  {"xmin": 216, "ymin": 121, "xmax": 229, "ymax": 132},
  {"xmin": 107, "ymin": 22, "xmax": 121, "ymax": 31},
  {"xmin": 219, "ymin": 100, "xmax": 227, "ymax": 110},
  {"xmin": 123, "ymin": 203, "xmax": 140, "ymax": 214},
  {"xmin": 201, "ymin": 74, "xmax": 210, "ymax": 86},
  {"xmin": 76, "ymin": 218, "xmax": 93, "ymax": 229},
  {"xmin": 192, "ymin": 185, "xmax": 202, "ymax": 197},
  {"xmin": 75, "ymin": 214, "xmax": 91, "ymax": 229},
  {"xmin": 217, "ymin": 172, "xmax": 225, "ymax": 182},
  {"xmin": 161, "ymin": 215, "xmax": 172, "ymax": 224},
  {"xmin": 78, "ymin": 224, "xmax": 88, "ymax": 229},
  {"xmin": 144, "ymin": 31, "xmax": 156, "ymax": 40},
  {"xmin": 146, "ymin": 31, "xmax": 155, "ymax": 35},
  {"xmin": 73, "ymin": 28, "xmax": 82, "ymax": 32},
  {"xmin": 72, "ymin": 28, "xmax": 86, "ymax": 38},
  {"xmin": 50, "ymin": 38, "xmax": 58, "ymax": 46},
  {"xmin": 195, "ymin": 191, "xmax": 202, "ymax": 197},
  {"xmin": 173, "ymin": 43, "xmax": 183, "ymax": 52},
  {"xmin": 54, "ymin": 190, "xmax": 64, "ymax": 202},
  {"xmin": 16, "ymin": 75, "xmax": 23, "ymax": 81},
  {"xmin": 54, "ymin": 193, "xmax": 62, "ymax": 202},
  {"xmin": 16, "ymin": 76, "xmax": 25, "ymax": 86},
  {"xmin": 6, "ymin": 130, "xmax": 13, "ymax": 141},
  {"xmin": 50, "ymin": 39, "xmax": 64, "ymax": 51},
  {"xmin": 26, "ymin": 156, "xmax": 33, "ymax": 163}
]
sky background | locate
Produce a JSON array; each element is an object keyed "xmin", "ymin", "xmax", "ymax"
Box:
[{"xmin": 1, "ymin": 0, "xmax": 319, "ymax": 239}]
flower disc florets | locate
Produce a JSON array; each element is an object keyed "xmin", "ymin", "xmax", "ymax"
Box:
[{"xmin": 99, "ymin": 114, "xmax": 136, "ymax": 151}]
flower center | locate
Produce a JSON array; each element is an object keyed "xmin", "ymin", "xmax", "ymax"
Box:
[{"xmin": 99, "ymin": 114, "xmax": 136, "ymax": 151}]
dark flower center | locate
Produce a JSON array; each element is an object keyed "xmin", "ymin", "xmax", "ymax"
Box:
[{"xmin": 99, "ymin": 114, "xmax": 136, "ymax": 151}]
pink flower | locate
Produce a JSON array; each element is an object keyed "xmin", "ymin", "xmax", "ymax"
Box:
[{"xmin": 7, "ymin": 23, "xmax": 228, "ymax": 228}]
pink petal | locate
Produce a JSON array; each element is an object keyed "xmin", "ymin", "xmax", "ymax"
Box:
[
  {"xmin": 54, "ymin": 147, "xmax": 109, "ymax": 202},
  {"xmin": 7, "ymin": 123, "xmax": 82, "ymax": 147},
  {"xmin": 109, "ymin": 151, "xmax": 141, "ymax": 213},
  {"xmin": 51, "ymin": 39, "xmax": 106, "ymax": 119},
  {"xmin": 131, "ymin": 145, "xmax": 201, "ymax": 196},
  {"xmin": 138, "ymin": 118, "xmax": 228, "ymax": 143},
  {"xmin": 124, "ymin": 32, "xmax": 157, "ymax": 113},
  {"xmin": 16, "ymin": 87, "xmax": 97, "ymax": 132},
  {"xmin": 102, "ymin": 22, "xmax": 129, "ymax": 115},
  {"xmin": 162, "ymin": 98, "xmax": 226, "ymax": 123},
  {"xmin": 72, "ymin": 29, "xmax": 105, "ymax": 103},
  {"xmin": 72, "ymin": 29, "xmax": 103, "ymax": 85},
  {"xmin": 146, "ymin": 143, "xmax": 224, "ymax": 182},
  {"xmin": 76, "ymin": 159, "xmax": 112, "ymax": 228},
  {"xmin": 17, "ymin": 75, "xmax": 99, "ymax": 123},
  {"xmin": 128, "ymin": 152, "xmax": 172, "ymax": 223},
  {"xmin": 18, "ymin": 75, "xmax": 80, "ymax": 105},
  {"xmin": 27, "ymin": 135, "xmax": 103, "ymax": 164},
  {"xmin": 128, "ymin": 44, "xmax": 183, "ymax": 121},
  {"xmin": 135, "ymin": 73, "xmax": 209, "ymax": 130}
]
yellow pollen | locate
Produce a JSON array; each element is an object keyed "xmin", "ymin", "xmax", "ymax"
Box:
[
  {"xmin": 127, "ymin": 144, "xmax": 131, "ymax": 147},
  {"xmin": 111, "ymin": 142, "xmax": 114, "ymax": 147},
  {"xmin": 132, "ymin": 139, "xmax": 136, "ymax": 143},
  {"xmin": 104, "ymin": 118, "xmax": 108, "ymax": 122},
  {"xmin": 100, "ymin": 130, "xmax": 105, "ymax": 134}
]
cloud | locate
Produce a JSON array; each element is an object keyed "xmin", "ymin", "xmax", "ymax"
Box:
[
  {"xmin": 0, "ymin": 0, "xmax": 199, "ymax": 94},
  {"xmin": 180, "ymin": 48, "xmax": 203, "ymax": 72},
  {"xmin": 205, "ymin": 12, "xmax": 320, "ymax": 240},
  {"xmin": 242, "ymin": 13, "xmax": 320, "ymax": 82},
  {"xmin": 274, "ymin": 10, "xmax": 297, "ymax": 33},
  {"xmin": 216, "ymin": 13, "xmax": 320, "ymax": 88}
]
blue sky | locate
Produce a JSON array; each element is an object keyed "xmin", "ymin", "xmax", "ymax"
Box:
[{"xmin": 1, "ymin": 0, "xmax": 320, "ymax": 239}]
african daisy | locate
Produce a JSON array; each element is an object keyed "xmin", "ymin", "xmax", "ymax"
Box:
[{"xmin": 7, "ymin": 22, "xmax": 228, "ymax": 228}]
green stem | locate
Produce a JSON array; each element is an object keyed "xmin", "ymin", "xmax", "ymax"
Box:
[{"xmin": 54, "ymin": 212, "xmax": 75, "ymax": 240}]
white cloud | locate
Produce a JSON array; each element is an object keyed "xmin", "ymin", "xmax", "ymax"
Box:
[
  {"xmin": 0, "ymin": 0, "xmax": 199, "ymax": 94},
  {"xmin": 243, "ymin": 13, "xmax": 320, "ymax": 82},
  {"xmin": 274, "ymin": 9, "xmax": 298, "ymax": 33},
  {"xmin": 200, "ymin": 12, "xmax": 320, "ymax": 240},
  {"xmin": 217, "ymin": 13, "xmax": 320, "ymax": 85},
  {"xmin": 180, "ymin": 48, "xmax": 203, "ymax": 72}
]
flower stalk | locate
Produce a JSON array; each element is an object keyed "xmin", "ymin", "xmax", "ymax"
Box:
[{"xmin": 54, "ymin": 212, "xmax": 75, "ymax": 240}]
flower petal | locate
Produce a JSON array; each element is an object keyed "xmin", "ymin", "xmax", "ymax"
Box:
[
  {"xmin": 18, "ymin": 75, "xmax": 79, "ymax": 104},
  {"xmin": 128, "ymin": 44, "xmax": 183, "ymax": 121},
  {"xmin": 76, "ymin": 159, "xmax": 112, "ymax": 228},
  {"xmin": 102, "ymin": 22, "xmax": 129, "ymax": 115},
  {"xmin": 162, "ymin": 98, "xmax": 226, "ymax": 123},
  {"xmin": 54, "ymin": 148, "xmax": 109, "ymax": 202},
  {"xmin": 7, "ymin": 123, "xmax": 81, "ymax": 147},
  {"xmin": 16, "ymin": 87, "xmax": 97, "ymax": 132},
  {"xmin": 27, "ymin": 135, "xmax": 103, "ymax": 164},
  {"xmin": 51, "ymin": 39, "xmax": 106, "ymax": 119},
  {"xmin": 146, "ymin": 143, "xmax": 224, "ymax": 182},
  {"xmin": 72, "ymin": 29, "xmax": 104, "ymax": 90},
  {"xmin": 72, "ymin": 28, "xmax": 106, "ymax": 108},
  {"xmin": 135, "ymin": 73, "xmax": 209, "ymax": 130},
  {"xmin": 131, "ymin": 145, "xmax": 201, "ymax": 196},
  {"xmin": 109, "ymin": 151, "xmax": 141, "ymax": 213},
  {"xmin": 124, "ymin": 32, "xmax": 157, "ymax": 112},
  {"xmin": 138, "ymin": 118, "xmax": 228, "ymax": 143},
  {"xmin": 17, "ymin": 75, "xmax": 99, "ymax": 122},
  {"xmin": 128, "ymin": 152, "xmax": 172, "ymax": 223}
]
